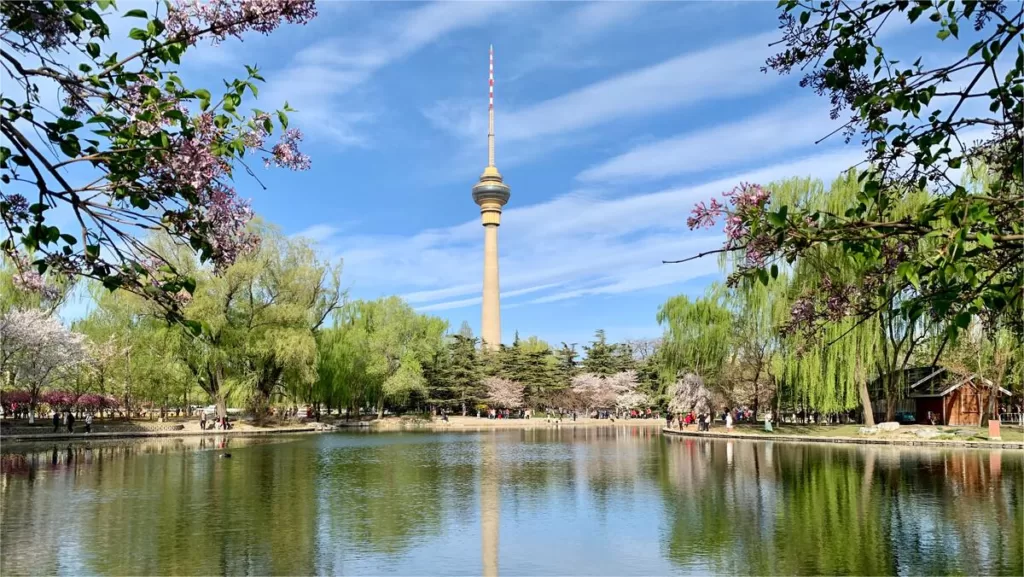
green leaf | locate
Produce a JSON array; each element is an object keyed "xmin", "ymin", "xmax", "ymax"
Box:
[
  {"xmin": 277, "ymin": 109, "xmax": 288, "ymax": 129},
  {"xmin": 976, "ymin": 232, "xmax": 994, "ymax": 249},
  {"xmin": 936, "ymin": 29, "xmax": 950, "ymax": 40},
  {"xmin": 757, "ymin": 268, "xmax": 769, "ymax": 286},
  {"xmin": 770, "ymin": 264, "xmax": 778, "ymax": 279},
  {"xmin": 954, "ymin": 312, "xmax": 971, "ymax": 329},
  {"xmin": 86, "ymin": 42, "xmax": 101, "ymax": 58},
  {"xmin": 123, "ymin": 9, "xmax": 147, "ymax": 18},
  {"xmin": 60, "ymin": 233, "xmax": 78, "ymax": 245},
  {"xmin": 128, "ymin": 28, "xmax": 149, "ymax": 41}
]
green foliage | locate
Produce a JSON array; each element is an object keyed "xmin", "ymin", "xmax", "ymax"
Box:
[
  {"xmin": 738, "ymin": 0, "xmax": 1024, "ymax": 339},
  {"xmin": 73, "ymin": 224, "xmax": 339, "ymax": 417},
  {"xmin": 316, "ymin": 297, "xmax": 446, "ymax": 417},
  {"xmin": 657, "ymin": 290, "xmax": 732, "ymax": 381}
]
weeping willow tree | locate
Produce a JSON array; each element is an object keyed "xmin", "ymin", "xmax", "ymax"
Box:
[
  {"xmin": 768, "ymin": 173, "xmax": 934, "ymax": 423},
  {"xmin": 657, "ymin": 287, "xmax": 732, "ymax": 387},
  {"xmin": 705, "ymin": 173, "xmax": 937, "ymax": 424}
]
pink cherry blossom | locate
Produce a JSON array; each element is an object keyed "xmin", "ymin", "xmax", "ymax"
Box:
[{"xmin": 484, "ymin": 376, "xmax": 525, "ymax": 409}]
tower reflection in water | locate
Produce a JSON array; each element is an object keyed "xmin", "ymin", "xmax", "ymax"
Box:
[{"xmin": 481, "ymin": 434, "xmax": 499, "ymax": 577}]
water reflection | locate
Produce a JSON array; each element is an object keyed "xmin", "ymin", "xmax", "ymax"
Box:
[
  {"xmin": 0, "ymin": 429, "xmax": 1020, "ymax": 576},
  {"xmin": 658, "ymin": 437, "xmax": 1023, "ymax": 575}
]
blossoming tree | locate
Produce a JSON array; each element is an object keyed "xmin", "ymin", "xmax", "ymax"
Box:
[
  {"xmin": 0, "ymin": 0, "xmax": 316, "ymax": 323},
  {"xmin": 484, "ymin": 376, "xmax": 525, "ymax": 410},
  {"xmin": 668, "ymin": 373, "xmax": 712, "ymax": 416},
  {"xmin": 0, "ymin": 308, "xmax": 86, "ymax": 421},
  {"xmin": 571, "ymin": 370, "xmax": 643, "ymax": 415},
  {"xmin": 673, "ymin": 1, "xmax": 1022, "ymax": 341}
]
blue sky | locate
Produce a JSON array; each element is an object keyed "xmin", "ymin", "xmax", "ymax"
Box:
[{"xmin": 53, "ymin": 1, "xmax": 965, "ymax": 346}]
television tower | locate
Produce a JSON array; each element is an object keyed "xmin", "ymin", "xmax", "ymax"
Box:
[{"xmin": 472, "ymin": 45, "xmax": 510, "ymax": 351}]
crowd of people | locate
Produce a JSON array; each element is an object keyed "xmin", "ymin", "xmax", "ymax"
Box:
[{"xmin": 665, "ymin": 408, "xmax": 774, "ymax": 433}]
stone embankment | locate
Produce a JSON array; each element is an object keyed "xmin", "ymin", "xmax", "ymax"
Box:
[{"xmin": 661, "ymin": 426, "xmax": 1024, "ymax": 449}]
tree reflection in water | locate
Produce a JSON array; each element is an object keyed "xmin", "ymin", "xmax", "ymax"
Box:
[
  {"xmin": 1, "ymin": 431, "xmax": 1020, "ymax": 576},
  {"xmin": 657, "ymin": 437, "xmax": 1022, "ymax": 575}
]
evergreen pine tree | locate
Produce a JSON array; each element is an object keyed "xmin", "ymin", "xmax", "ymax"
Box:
[{"xmin": 582, "ymin": 329, "xmax": 619, "ymax": 376}]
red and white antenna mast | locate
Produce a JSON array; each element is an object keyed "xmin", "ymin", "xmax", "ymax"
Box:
[{"xmin": 487, "ymin": 44, "xmax": 495, "ymax": 167}]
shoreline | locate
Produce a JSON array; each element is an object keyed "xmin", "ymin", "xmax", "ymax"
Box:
[
  {"xmin": 0, "ymin": 416, "xmax": 664, "ymax": 445},
  {"xmin": 0, "ymin": 425, "xmax": 326, "ymax": 444},
  {"xmin": 369, "ymin": 416, "xmax": 667, "ymax": 431},
  {"xmin": 661, "ymin": 427, "xmax": 1024, "ymax": 449}
]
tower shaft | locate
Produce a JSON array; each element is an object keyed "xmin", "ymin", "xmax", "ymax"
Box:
[{"xmin": 481, "ymin": 222, "xmax": 501, "ymax": 350}]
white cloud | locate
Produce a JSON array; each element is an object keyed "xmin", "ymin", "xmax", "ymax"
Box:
[
  {"xmin": 501, "ymin": 30, "xmax": 779, "ymax": 143},
  {"xmin": 423, "ymin": 29, "xmax": 784, "ymax": 181},
  {"xmin": 307, "ymin": 148, "xmax": 864, "ymax": 315},
  {"xmin": 264, "ymin": 1, "xmax": 517, "ymax": 145},
  {"xmin": 576, "ymin": 98, "xmax": 839, "ymax": 183},
  {"xmin": 415, "ymin": 282, "xmax": 565, "ymax": 312},
  {"xmin": 429, "ymin": 29, "xmax": 781, "ymax": 144},
  {"xmin": 291, "ymin": 224, "xmax": 341, "ymax": 243},
  {"xmin": 507, "ymin": 2, "xmax": 648, "ymax": 79}
]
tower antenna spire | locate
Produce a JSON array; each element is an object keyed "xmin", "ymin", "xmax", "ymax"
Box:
[{"xmin": 488, "ymin": 44, "xmax": 495, "ymax": 167}]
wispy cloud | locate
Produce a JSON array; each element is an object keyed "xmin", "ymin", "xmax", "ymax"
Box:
[
  {"xmin": 502, "ymin": 30, "xmax": 779, "ymax": 143},
  {"xmin": 307, "ymin": 148, "xmax": 863, "ymax": 313},
  {"xmin": 415, "ymin": 282, "xmax": 565, "ymax": 312},
  {"xmin": 576, "ymin": 98, "xmax": 840, "ymax": 183},
  {"xmin": 507, "ymin": 2, "xmax": 648, "ymax": 80},
  {"xmin": 264, "ymin": 1, "xmax": 518, "ymax": 145},
  {"xmin": 291, "ymin": 224, "xmax": 341, "ymax": 243},
  {"xmin": 424, "ymin": 29, "xmax": 783, "ymax": 180}
]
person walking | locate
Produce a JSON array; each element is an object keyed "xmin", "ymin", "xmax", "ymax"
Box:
[
  {"xmin": 200, "ymin": 411, "xmax": 207, "ymax": 431},
  {"xmin": 704, "ymin": 413, "xmax": 711, "ymax": 432},
  {"xmin": 53, "ymin": 411, "xmax": 61, "ymax": 433},
  {"xmin": 725, "ymin": 410, "xmax": 734, "ymax": 433},
  {"xmin": 665, "ymin": 412, "xmax": 673, "ymax": 429},
  {"xmin": 84, "ymin": 413, "xmax": 93, "ymax": 434},
  {"xmin": 66, "ymin": 411, "xmax": 75, "ymax": 434},
  {"xmin": 764, "ymin": 410, "xmax": 773, "ymax": 433}
]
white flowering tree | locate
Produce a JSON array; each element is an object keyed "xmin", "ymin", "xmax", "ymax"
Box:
[
  {"xmin": 668, "ymin": 373, "xmax": 712, "ymax": 416},
  {"xmin": 484, "ymin": 376, "xmax": 524, "ymax": 410},
  {"xmin": 0, "ymin": 308, "xmax": 86, "ymax": 421},
  {"xmin": 615, "ymin": 390, "xmax": 650, "ymax": 413},
  {"xmin": 572, "ymin": 370, "xmax": 645, "ymax": 415}
]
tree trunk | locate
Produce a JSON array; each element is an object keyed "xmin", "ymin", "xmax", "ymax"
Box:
[
  {"xmin": 982, "ymin": 382, "xmax": 999, "ymax": 426},
  {"xmin": 376, "ymin": 398, "xmax": 384, "ymax": 420},
  {"xmin": 859, "ymin": 379, "xmax": 875, "ymax": 427},
  {"xmin": 216, "ymin": 396, "xmax": 227, "ymax": 419}
]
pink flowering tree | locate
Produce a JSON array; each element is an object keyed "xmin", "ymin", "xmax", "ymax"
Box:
[
  {"xmin": 0, "ymin": 1, "xmax": 316, "ymax": 325},
  {"xmin": 484, "ymin": 376, "xmax": 525, "ymax": 410},
  {"xmin": 41, "ymin": 390, "xmax": 79, "ymax": 411},
  {"xmin": 0, "ymin": 389, "xmax": 31, "ymax": 413},
  {"xmin": 0, "ymin": 308, "xmax": 86, "ymax": 421}
]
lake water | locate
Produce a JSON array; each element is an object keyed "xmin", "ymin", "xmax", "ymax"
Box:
[{"xmin": 1, "ymin": 428, "xmax": 1021, "ymax": 576}]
